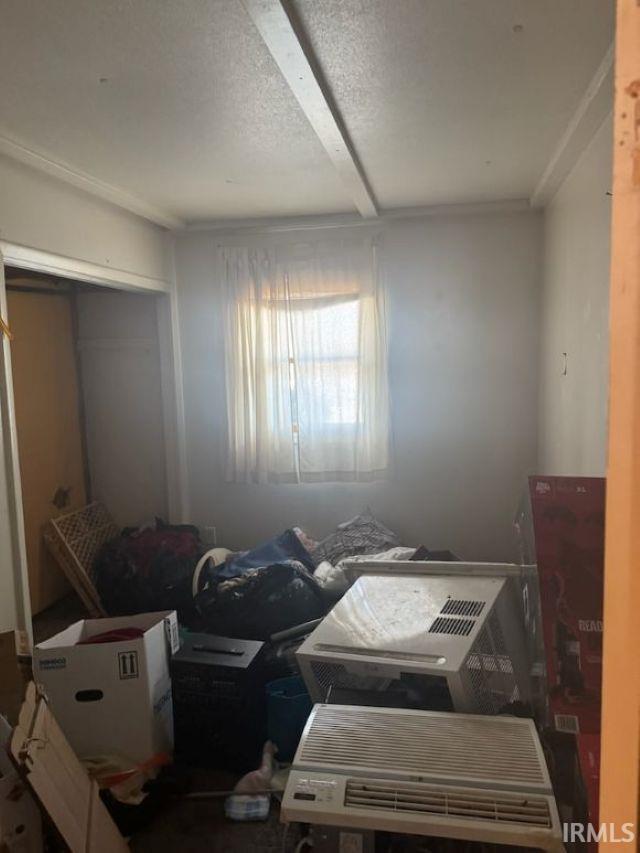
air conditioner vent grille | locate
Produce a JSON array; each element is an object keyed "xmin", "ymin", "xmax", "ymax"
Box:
[
  {"xmin": 299, "ymin": 707, "xmax": 548, "ymax": 787},
  {"xmin": 310, "ymin": 662, "xmax": 350, "ymax": 693},
  {"xmin": 441, "ymin": 599, "xmax": 485, "ymax": 618},
  {"xmin": 344, "ymin": 779, "xmax": 552, "ymax": 828},
  {"xmin": 310, "ymin": 662, "xmax": 387, "ymax": 696},
  {"xmin": 429, "ymin": 617, "xmax": 475, "ymax": 636},
  {"xmin": 460, "ymin": 613, "xmax": 519, "ymax": 714}
]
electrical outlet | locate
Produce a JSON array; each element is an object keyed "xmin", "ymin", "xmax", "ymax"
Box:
[{"xmin": 201, "ymin": 526, "xmax": 217, "ymax": 547}]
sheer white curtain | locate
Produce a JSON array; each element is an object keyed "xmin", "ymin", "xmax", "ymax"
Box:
[{"xmin": 221, "ymin": 237, "xmax": 389, "ymax": 483}]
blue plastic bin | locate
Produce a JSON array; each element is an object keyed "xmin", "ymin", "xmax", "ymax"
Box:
[{"xmin": 266, "ymin": 676, "xmax": 312, "ymax": 762}]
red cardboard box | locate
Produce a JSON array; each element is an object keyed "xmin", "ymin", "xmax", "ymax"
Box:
[{"xmin": 527, "ymin": 476, "xmax": 605, "ymax": 735}]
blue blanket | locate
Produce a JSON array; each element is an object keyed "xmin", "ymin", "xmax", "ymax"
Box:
[{"xmin": 216, "ymin": 529, "xmax": 315, "ymax": 579}]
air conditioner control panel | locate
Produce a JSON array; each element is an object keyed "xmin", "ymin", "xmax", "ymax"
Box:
[
  {"xmin": 282, "ymin": 771, "xmax": 346, "ymax": 822},
  {"xmin": 292, "ymin": 775, "xmax": 338, "ymax": 804}
]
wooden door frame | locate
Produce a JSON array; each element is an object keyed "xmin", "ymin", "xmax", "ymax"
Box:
[
  {"xmin": 599, "ymin": 0, "xmax": 640, "ymax": 847},
  {"xmin": 0, "ymin": 239, "xmax": 189, "ymax": 645}
]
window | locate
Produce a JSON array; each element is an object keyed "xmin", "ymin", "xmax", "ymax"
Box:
[
  {"xmin": 289, "ymin": 297, "xmax": 360, "ymax": 429},
  {"xmin": 222, "ymin": 240, "xmax": 389, "ymax": 483}
]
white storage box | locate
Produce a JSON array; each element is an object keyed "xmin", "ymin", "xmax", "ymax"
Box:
[{"xmin": 33, "ymin": 611, "xmax": 179, "ymax": 764}]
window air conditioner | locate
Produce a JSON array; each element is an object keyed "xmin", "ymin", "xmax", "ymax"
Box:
[
  {"xmin": 296, "ymin": 574, "xmax": 530, "ymax": 714},
  {"xmin": 282, "ymin": 704, "xmax": 564, "ymax": 852}
]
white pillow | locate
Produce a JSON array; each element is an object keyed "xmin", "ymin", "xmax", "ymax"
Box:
[{"xmin": 313, "ymin": 560, "xmax": 349, "ymax": 593}]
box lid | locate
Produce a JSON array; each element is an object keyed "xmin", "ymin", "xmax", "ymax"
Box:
[
  {"xmin": 35, "ymin": 611, "xmax": 176, "ymax": 651},
  {"xmin": 172, "ymin": 633, "xmax": 264, "ymax": 670}
]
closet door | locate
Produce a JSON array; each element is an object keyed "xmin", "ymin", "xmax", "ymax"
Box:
[{"xmin": 8, "ymin": 289, "xmax": 86, "ymax": 614}]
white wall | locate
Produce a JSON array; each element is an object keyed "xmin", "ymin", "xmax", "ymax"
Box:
[
  {"xmin": 0, "ymin": 154, "xmax": 168, "ymax": 284},
  {"xmin": 76, "ymin": 290, "xmax": 168, "ymax": 526},
  {"xmin": 175, "ymin": 210, "xmax": 542, "ymax": 562},
  {"xmin": 538, "ymin": 115, "xmax": 613, "ymax": 474}
]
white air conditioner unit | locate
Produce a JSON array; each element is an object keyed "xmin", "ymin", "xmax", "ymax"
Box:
[
  {"xmin": 282, "ymin": 704, "xmax": 565, "ymax": 853},
  {"xmin": 341, "ymin": 559, "xmax": 525, "ymax": 585},
  {"xmin": 296, "ymin": 574, "xmax": 530, "ymax": 714}
]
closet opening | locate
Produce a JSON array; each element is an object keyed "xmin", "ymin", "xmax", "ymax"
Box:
[{"xmin": 4, "ymin": 267, "xmax": 170, "ymax": 642}]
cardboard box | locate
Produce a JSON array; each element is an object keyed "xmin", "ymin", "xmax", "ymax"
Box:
[
  {"xmin": 0, "ymin": 630, "xmax": 31, "ymax": 725},
  {"xmin": 33, "ymin": 611, "xmax": 179, "ymax": 764},
  {"xmin": 523, "ymin": 476, "xmax": 605, "ymax": 735},
  {"xmin": 0, "ymin": 713, "xmax": 42, "ymax": 852},
  {"xmin": 11, "ymin": 683, "xmax": 127, "ymax": 852}
]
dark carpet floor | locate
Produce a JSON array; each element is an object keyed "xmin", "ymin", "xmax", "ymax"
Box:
[{"xmin": 130, "ymin": 796, "xmax": 294, "ymax": 853}]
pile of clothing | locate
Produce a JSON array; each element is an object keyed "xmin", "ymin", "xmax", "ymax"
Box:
[
  {"xmin": 94, "ymin": 521, "xmax": 202, "ymax": 619},
  {"xmin": 193, "ymin": 512, "xmax": 406, "ymax": 638},
  {"xmin": 93, "ymin": 511, "xmax": 452, "ymax": 641}
]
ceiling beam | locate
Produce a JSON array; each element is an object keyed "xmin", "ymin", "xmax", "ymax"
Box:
[
  {"xmin": 240, "ymin": 0, "xmax": 378, "ymax": 219},
  {"xmin": 186, "ymin": 198, "xmax": 530, "ymax": 233},
  {"xmin": 0, "ymin": 134, "xmax": 184, "ymax": 230},
  {"xmin": 530, "ymin": 43, "xmax": 614, "ymax": 208}
]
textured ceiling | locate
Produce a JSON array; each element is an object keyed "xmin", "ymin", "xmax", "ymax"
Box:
[
  {"xmin": 294, "ymin": 0, "xmax": 614, "ymax": 209},
  {"xmin": 0, "ymin": 0, "xmax": 614, "ymax": 223}
]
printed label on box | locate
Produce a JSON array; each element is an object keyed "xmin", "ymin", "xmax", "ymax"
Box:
[
  {"xmin": 118, "ymin": 650, "xmax": 139, "ymax": 680},
  {"xmin": 39, "ymin": 657, "xmax": 67, "ymax": 671},
  {"xmin": 555, "ymin": 713, "xmax": 580, "ymax": 734},
  {"xmin": 164, "ymin": 617, "xmax": 180, "ymax": 655},
  {"xmin": 153, "ymin": 686, "xmax": 172, "ymax": 715}
]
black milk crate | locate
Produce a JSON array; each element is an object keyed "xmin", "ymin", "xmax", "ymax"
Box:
[{"xmin": 170, "ymin": 633, "xmax": 268, "ymax": 771}]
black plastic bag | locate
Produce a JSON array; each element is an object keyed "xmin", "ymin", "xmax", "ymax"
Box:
[{"xmin": 195, "ymin": 561, "xmax": 328, "ymax": 640}]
